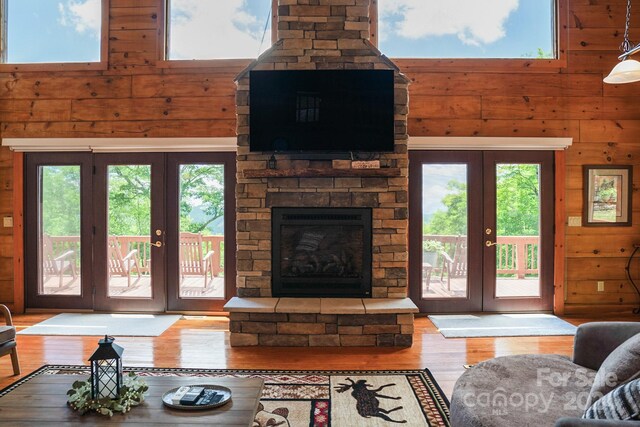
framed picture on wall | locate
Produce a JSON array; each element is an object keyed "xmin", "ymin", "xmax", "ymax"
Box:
[{"xmin": 583, "ymin": 165, "xmax": 633, "ymax": 226}]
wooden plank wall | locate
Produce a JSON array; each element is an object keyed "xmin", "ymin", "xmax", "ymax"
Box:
[{"xmin": 0, "ymin": 0, "xmax": 638, "ymax": 314}]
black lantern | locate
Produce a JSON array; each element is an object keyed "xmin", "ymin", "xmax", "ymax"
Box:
[
  {"xmin": 268, "ymin": 154, "xmax": 277, "ymax": 170},
  {"xmin": 89, "ymin": 335, "xmax": 124, "ymax": 400}
]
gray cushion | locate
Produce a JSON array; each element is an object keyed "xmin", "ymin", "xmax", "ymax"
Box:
[
  {"xmin": 451, "ymin": 354, "xmax": 595, "ymax": 427},
  {"xmin": 574, "ymin": 323, "xmax": 640, "ymax": 371},
  {"xmin": 587, "ymin": 333, "xmax": 640, "ymax": 408},
  {"xmin": 584, "ymin": 378, "xmax": 640, "ymax": 420},
  {"xmin": 0, "ymin": 326, "xmax": 16, "ymax": 345}
]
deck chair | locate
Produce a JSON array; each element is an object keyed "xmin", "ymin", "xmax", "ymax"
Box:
[
  {"xmin": 42, "ymin": 234, "xmax": 76, "ymax": 287},
  {"xmin": 108, "ymin": 236, "xmax": 142, "ymax": 287},
  {"xmin": 0, "ymin": 305, "xmax": 19, "ymax": 375},
  {"xmin": 440, "ymin": 236, "xmax": 468, "ymax": 291},
  {"xmin": 179, "ymin": 232, "xmax": 215, "ymax": 288}
]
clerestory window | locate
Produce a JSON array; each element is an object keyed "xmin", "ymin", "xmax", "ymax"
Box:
[
  {"xmin": 164, "ymin": 0, "xmax": 273, "ymax": 61},
  {"xmin": 376, "ymin": 0, "xmax": 557, "ymax": 59},
  {"xmin": 1, "ymin": 0, "xmax": 106, "ymax": 67}
]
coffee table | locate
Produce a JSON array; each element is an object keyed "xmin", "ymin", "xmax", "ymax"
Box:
[{"xmin": 0, "ymin": 374, "xmax": 264, "ymax": 426}]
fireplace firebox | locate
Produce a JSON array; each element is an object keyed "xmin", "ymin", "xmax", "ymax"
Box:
[{"xmin": 272, "ymin": 207, "xmax": 372, "ymax": 297}]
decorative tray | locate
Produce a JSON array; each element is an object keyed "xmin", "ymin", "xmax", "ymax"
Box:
[{"xmin": 162, "ymin": 384, "xmax": 232, "ymax": 410}]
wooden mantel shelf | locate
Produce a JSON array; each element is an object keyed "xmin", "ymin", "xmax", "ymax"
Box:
[{"xmin": 243, "ymin": 168, "xmax": 401, "ymax": 178}]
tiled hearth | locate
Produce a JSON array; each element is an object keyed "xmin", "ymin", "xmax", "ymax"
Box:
[{"xmin": 224, "ymin": 0, "xmax": 417, "ymax": 347}]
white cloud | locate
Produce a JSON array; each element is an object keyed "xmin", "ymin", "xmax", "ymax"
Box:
[
  {"xmin": 379, "ymin": 0, "xmax": 519, "ymax": 46},
  {"xmin": 58, "ymin": 0, "xmax": 101, "ymax": 38},
  {"xmin": 422, "ymin": 165, "xmax": 467, "ymax": 215},
  {"xmin": 169, "ymin": 0, "xmax": 270, "ymax": 60}
]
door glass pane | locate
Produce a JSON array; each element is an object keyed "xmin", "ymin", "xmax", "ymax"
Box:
[
  {"xmin": 178, "ymin": 164, "xmax": 225, "ymax": 299},
  {"xmin": 107, "ymin": 165, "xmax": 152, "ymax": 298},
  {"xmin": 39, "ymin": 166, "xmax": 81, "ymax": 295},
  {"xmin": 495, "ymin": 164, "xmax": 541, "ymax": 298},
  {"xmin": 422, "ymin": 164, "xmax": 468, "ymax": 299}
]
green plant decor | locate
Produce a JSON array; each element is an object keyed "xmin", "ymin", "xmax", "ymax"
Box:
[
  {"xmin": 422, "ymin": 240, "xmax": 444, "ymax": 253},
  {"xmin": 67, "ymin": 373, "xmax": 148, "ymax": 417},
  {"xmin": 422, "ymin": 240, "xmax": 445, "ymax": 266}
]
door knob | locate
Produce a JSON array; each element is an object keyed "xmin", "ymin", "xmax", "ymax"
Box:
[
  {"xmin": 485, "ymin": 228, "xmax": 492, "ymax": 235},
  {"xmin": 151, "ymin": 241, "xmax": 162, "ymax": 248},
  {"xmin": 485, "ymin": 240, "xmax": 498, "ymax": 247},
  {"xmin": 155, "ymin": 229, "xmax": 163, "ymax": 236}
]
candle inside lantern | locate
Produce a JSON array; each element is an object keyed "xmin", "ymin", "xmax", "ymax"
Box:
[{"xmin": 89, "ymin": 335, "xmax": 124, "ymax": 400}]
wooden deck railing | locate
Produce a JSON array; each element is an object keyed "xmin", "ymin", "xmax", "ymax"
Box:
[
  {"xmin": 49, "ymin": 234, "xmax": 538, "ymax": 279},
  {"xmin": 423, "ymin": 235, "xmax": 539, "ymax": 279},
  {"xmin": 49, "ymin": 235, "xmax": 225, "ymax": 276}
]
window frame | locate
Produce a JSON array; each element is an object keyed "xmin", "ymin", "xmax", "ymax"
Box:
[
  {"xmin": 0, "ymin": 0, "xmax": 109, "ymax": 72},
  {"xmin": 156, "ymin": 0, "xmax": 278, "ymax": 69},
  {"xmin": 370, "ymin": 0, "xmax": 568, "ymax": 71}
]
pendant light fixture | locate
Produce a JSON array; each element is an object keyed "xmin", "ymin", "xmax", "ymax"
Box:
[{"xmin": 604, "ymin": 0, "xmax": 640, "ymax": 84}]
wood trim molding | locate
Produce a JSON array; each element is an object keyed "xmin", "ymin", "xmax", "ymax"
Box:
[
  {"xmin": 2, "ymin": 137, "xmax": 237, "ymax": 152},
  {"xmin": 156, "ymin": 0, "xmax": 167, "ymax": 63},
  {"xmin": 409, "ymin": 137, "xmax": 573, "ymax": 151},
  {"xmin": 12, "ymin": 152, "xmax": 24, "ymax": 314},
  {"xmin": 4, "ymin": 137, "xmax": 573, "ymax": 153},
  {"xmin": 369, "ymin": 0, "xmax": 378, "ymax": 49},
  {"xmin": 554, "ymin": 150, "xmax": 566, "ymax": 316},
  {"xmin": 272, "ymin": 0, "xmax": 278, "ymax": 45}
]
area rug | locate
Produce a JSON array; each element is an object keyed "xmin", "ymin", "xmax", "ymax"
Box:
[
  {"xmin": 17, "ymin": 313, "xmax": 181, "ymax": 336},
  {"xmin": 1, "ymin": 365, "xmax": 450, "ymax": 426},
  {"xmin": 428, "ymin": 313, "xmax": 577, "ymax": 338}
]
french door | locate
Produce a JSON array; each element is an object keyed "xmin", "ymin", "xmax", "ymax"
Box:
[
  {"xmin": 93, "ymin": 154, "xmax": 166, "ymax": 311},
  {"xmin": 24, "ymin": 152, "xmax": 236, "ymax": 312},
  {"xmin": 409, "ymin": 151, "xmax": 554, "ymax": 313}
]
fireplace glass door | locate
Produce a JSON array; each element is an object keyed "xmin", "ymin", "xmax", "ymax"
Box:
[{"xmin": 272, "ymin": 208, "xmax": 372, "ymax": 297}]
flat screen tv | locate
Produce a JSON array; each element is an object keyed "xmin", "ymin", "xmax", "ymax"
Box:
[{"xmin": 249, "ymin": 70, "xmax": 395, "ymax": 152}]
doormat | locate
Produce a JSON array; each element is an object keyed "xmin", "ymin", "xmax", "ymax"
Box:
[
  {"xmin": 2, "ymin": 365, "xmax": 451, "ymax": 427},
  {"xmin": 428, "ymin": 313, "xmax": 577, "ymax": 338},
  {"xmin": 17, "ymin": 313, "xmax": 182, "ymax": 336}
]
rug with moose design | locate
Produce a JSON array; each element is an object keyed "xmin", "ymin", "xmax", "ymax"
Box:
[{"xmin": 1, "ymin": 366, "xmax": 450, "ymax": 426}]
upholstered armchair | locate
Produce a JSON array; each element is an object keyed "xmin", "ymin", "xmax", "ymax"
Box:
[{"xmin": 0, "ymin": 305, "xmax": 20, "ymax": 375}]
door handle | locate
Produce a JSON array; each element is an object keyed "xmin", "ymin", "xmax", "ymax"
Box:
[
  {"xmin": 485, "ymin": 240, "xmax": 498, "ymax": 247},
  {"xmin": 151, "ymin": 241, "xmax": 163, "ymax": 248}
]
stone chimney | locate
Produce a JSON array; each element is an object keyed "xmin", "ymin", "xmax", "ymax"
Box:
[
  {"xmin": 236, "ymin": 0, "xmax": 401, "ymax": 73},
  {"xmin": 226, "ymin": 0, "xmax": 417, "ymax": 348},
  {"xmin": 276, "ymin": 0, "xmax": 373, "ymax": 60}
]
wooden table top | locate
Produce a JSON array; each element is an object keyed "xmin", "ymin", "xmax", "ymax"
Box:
[{"xmin": 0, "ymin": 374, "xmax": 264, "ymax": 426}]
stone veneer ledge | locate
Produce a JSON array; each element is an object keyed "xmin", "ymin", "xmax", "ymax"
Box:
[{"xmin": 224, "ymin": 297, "xmax": 418, "ymax": 315}]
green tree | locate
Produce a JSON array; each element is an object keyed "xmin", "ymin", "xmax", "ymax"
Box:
[
  {"xmin": 108, "ymin": 165, "xmax": 152, "ymax": 236},
  {"xmin": 495, "ymin": 164, "xmax": 540, "ymax": 236},
  {"xmin": 42, "ymin": 166, "xmax": 81, "ymax": 236},
  {"xmin": 424, "ymin": 180, "xmax": 468, "ymax": 235},
  {"xmin": 178, "ymin": 164, "xmax": 225, "ymax": 234},
  {"xmin": 106, "ymin": 164, "xmax": 225, "ymax": 236},
  {"xmin": 424, "ymin": 164, "xmax": 540, "ymax": 237}
]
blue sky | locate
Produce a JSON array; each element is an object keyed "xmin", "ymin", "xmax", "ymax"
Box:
[
  {"xmin": 167, "ymin": 0, "xmax": 272, "ymax": 60},
  {"xmin": 7, "ymin": 0, "xmax": 554, "ymax": 63},
  {"xmin": 422, "ymin": 164, "xmax": 467, "ymax": 219},
  {"xmin": 378, "ymin": 0, "xmax": 555, "ymax": 58},
  {"xmin": 7, "ymin": 0, "xmax": 100, "ymax": 63}
]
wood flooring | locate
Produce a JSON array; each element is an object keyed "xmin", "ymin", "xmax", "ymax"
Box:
[{"xmin": 0, "ymin": 313, "xmax": 636, "ymax": 398}]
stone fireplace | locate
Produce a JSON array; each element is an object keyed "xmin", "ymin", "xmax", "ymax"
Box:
[
  {"xmin": 272, "ymin": 207, "xmax": 372, "ymax": 298},
  {"xmin": 223, "ymin": 0, "xmax": 417, "ymax": 347}
]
